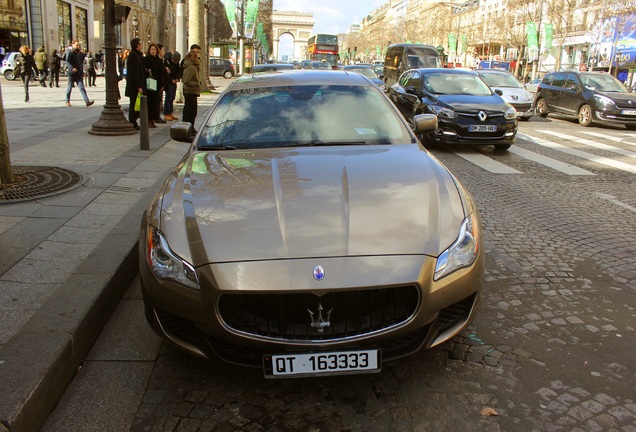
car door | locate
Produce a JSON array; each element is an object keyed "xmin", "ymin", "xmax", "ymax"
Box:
[
  {"xmin": 545, "ymin": 72, "xmax": 567, "ymax": 112},
  {"xmin": 389, "ymin": 70, "xmax": 421, "ymax": 122},
  {"xmin": 560, "ymin": 73, "xmax": 583, "ymax": 116}
]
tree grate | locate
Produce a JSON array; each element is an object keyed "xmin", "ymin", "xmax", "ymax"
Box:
[{"xmin": 0, "ymin": 166, "xmax": 84, "ymax": 203}]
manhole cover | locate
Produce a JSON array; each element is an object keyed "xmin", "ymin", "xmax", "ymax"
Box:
[{"xmin": 0, "ymin": 166, "xmax": 84, "ymax": 203}]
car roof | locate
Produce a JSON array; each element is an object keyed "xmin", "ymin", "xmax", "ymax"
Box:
[
  {"xmin": 476, "ymin": 68, "xmax": 512, "ymax": 74},
  {"xmin": 233, "ymin": 70, "xmax": 373, "ymax": 90},
  {"xmin": 409, "ymin": 68, "xmax": 478, "ymax": 76},
  {"xmin": 343, "ymin": 65, "xmax": 372, "ymax": 69}
]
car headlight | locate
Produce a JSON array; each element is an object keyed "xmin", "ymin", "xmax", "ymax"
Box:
[
  {"xmin": 593, "ymin": 94, "xmax": 615, "ymax": 107},
  {"xmin": 504, "ymin": 107, "xmax": 517, "ymax": 120},
  {"xmin": 429, "ymin": 105, "xmax": 458, "ymax": 119},
  {"xmin": 434, "ymin": 213, "xmax": 479, "ymax": 281},
  {"xmin": 146, "ymin": 226, "xmax": 200, "ymax": 291}
]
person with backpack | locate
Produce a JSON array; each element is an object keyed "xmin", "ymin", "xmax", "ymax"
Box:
[{"xmin": 34, "ymin": 46, "xmax": 48, "ymax": 87}]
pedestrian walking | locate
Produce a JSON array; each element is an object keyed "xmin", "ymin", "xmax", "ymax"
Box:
[
  {"xmin": 48, "ymin": 49, "xmax": 61, "ymax": 87},
  {"xmin": 125, "ymin": 38, "xmax": 147, "ymax": 131},
  {"xmin": 163, "ymin": 51, "xmax": 181, "ymax": 121},
  {"xmin": 182, "ymin": 44, "xmax": 201, "ymax": 134},
  {"xmin": 65, "ymin": 41, "xmax": 94, "ymax": 107},
  {"xmin": 143, "ymin": 43, "xmax": 165, "ymax": 127},
  {"xmin": 16, "ymin": 45, "xmax": 36, "ymax": 102},
  {"xmin": 84, "ymin": 51, "xmax": 97, "ymax": 86},
  {"xmin": 34, "ymin": 46, "xmax": 48, "ymax": 87}
]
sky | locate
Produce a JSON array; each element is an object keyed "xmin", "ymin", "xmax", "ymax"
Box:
[{"xmin": 272, "ymin": 0, "xmax": 388, "ymax": 35}]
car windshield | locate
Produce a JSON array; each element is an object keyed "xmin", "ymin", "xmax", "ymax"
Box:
[
  {"xmin": 346, "ymin": 67, "xmax": 378, "ymax": 80},
  {"xmin": 198, "ymin": 85, "xmax": 412, "ymax": 149},
  {"xmin": 480, "ymin": 72, "xmax": 522, "ymax": 88},
  {"xmin": 423, "ymin": 74, "xmax": 492, "ymax": 96},
  {"xmin": 580, "ymin": 73, "xmax": 628, "ymax": 92}
]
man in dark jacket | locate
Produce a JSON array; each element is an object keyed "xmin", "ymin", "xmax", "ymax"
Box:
[
  {"xmin": 163, "ymin": 51, "xmax": 181, "ymax": 120},
  {"xmin": 65, "ymin": 41, "xmax": 94, "ymax": 107},
  {"xmin": 125, "ymin": 38, "xmax": 147, "ymax": 130}
]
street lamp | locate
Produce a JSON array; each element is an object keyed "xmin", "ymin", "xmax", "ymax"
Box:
[
  {"xmin": 88, "ymin": 0, "xmax": 136, "ymax": 136},
  {"xmin": 132, "ymin": 16, "xmax": 138, "ymax": 37}
]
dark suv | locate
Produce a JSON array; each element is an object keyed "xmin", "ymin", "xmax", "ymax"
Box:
[
  {"xmin": 534, "ymin": 71, "xmax": 636, "ymax": 129},
  {"xmin": 209, "ymin": 57, "xmax": 234, "ymax": 79}
]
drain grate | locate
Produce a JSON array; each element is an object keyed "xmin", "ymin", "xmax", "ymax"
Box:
[{"xmin": 0, "ymin": 166, "xmax": 84, "ymax": 203}]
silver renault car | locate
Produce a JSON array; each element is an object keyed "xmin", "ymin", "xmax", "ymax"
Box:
[{"xmin": 139, "ymin": 70, "xmax": 484, "ymax": 378}]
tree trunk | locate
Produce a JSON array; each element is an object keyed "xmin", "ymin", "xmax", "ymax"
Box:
[
  {"xmin": 157, "ymin": 0, "xmax": 167, "ymax": 48},
  {"xmin": 0, "ymin": 82, "xmax": 15, "ymax": 185}
]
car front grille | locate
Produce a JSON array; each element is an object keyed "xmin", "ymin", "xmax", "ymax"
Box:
[
  {"xmin": 218, "ymin": 285, "xmax": 420, "ymax": 341},
  {"xmin": 433, "ymin": 293, "xmax": 476, "ymax": 333}
]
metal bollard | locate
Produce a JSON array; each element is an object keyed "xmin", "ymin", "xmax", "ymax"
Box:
[{"xmin": 139, "ymin": 95, "xmax": 150, "ymax": 150}]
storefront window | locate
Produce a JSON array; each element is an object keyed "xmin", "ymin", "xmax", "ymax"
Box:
[
  {"xmin": 57, "ymin": 1, "xmax": 71, "ymax": 49},
  {"xmin": 75, "ymin": 6, "xmax": 88, "ymax": 49}
]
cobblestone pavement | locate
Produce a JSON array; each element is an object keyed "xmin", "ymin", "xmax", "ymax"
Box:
[{"xmin": 43, "ymin": 117, "xmax": 636, "ymax": 432}]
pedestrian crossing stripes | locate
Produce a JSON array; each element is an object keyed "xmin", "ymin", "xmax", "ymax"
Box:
[{"xmin": 438, "ymin": 130, "xmax": 636, "ymax": 176}]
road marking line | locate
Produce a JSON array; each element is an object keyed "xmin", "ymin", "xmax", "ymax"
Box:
[
  {"xmin": 537, "ymin": 130, "xmax": 636, "ymax": 160},
  {"xmin": 594, "ymin": 193, "xmax": 636, "ymax": 214},
  {"xmin": 451, "ymin": 146, "xmax": 522, "ymax": 174},
  {"xmin": 522, "ymin": 133, "xmax": 636, "ymax": 174},
  {"xmin": 508, "ymin": 146, "xmax": 595, "ymax": 175},
  {"xmin": 581, "ymin": 131, "xmax": 636, "ymax": 147}
]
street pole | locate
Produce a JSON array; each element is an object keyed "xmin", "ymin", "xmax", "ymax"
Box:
[
  {"xmin": 175, "ymin": 0, "xmax": 187, "ymax": 103},
  {"xmin": 89, "ymin": 0, "xmax": 136, "ymax": 136},
  {"xmin": 239, "ymin": 0, "xmax": 245, "ymax": 75}
]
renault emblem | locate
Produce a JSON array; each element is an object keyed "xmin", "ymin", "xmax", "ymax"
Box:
[
  {"xmin": 477, "ymin": 111, "xmax": 488, "ymax": 121},
  {"xmin": 629, "ymin": 100, "xmax": 633, "ymax": 105},
  {"xmin": 313, "ymin": 265, "xmax": 325, "ymax": 281}
]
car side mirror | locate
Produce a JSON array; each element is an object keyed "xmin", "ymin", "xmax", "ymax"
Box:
[
  {"xmin": 170, "ymin": 122, "xmax": 194, "ymax": 143},
  {"xmin": 494, "ymin": 89, "xmax": 503, "ymax": 96},
  {"xmin": 413, "ymin": 114, "xmax": 437, "ymax": 134}
]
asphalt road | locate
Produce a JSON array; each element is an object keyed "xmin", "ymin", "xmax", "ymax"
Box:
[{"xmin": 42, "ymin": 112, "xmax": 636, "ymax": 431}]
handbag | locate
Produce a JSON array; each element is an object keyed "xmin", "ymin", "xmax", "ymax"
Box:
[
  {"xmin": 146, "ymin": 71, "xmax": 157, "ymax": 91},
  {"xmin": 134, "ymin": 93, "xmax": 141, "ymax": 111}
]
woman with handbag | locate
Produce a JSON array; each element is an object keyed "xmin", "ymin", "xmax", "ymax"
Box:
[
  {"xmin": 143, "ymin": 43, "xmax": 165, "ymax": 128},
  {"xmin": 17, "ymin": 45, "xmax": 37, "ymax": 102}
]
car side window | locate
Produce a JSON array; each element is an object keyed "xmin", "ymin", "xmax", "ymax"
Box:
[
  {"xmin": 552, "ymin": 73, "xmax": 567, "ymax": 88},
  {"xmin": 407, "ymin": 70, "xmax": 421, "ymax": 91},
  {"xmin": 565, "ymin": 74, "xmax": 579, "ymax": 90}
]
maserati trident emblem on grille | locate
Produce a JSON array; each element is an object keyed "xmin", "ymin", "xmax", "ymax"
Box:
[
  {"xmin": 512, "ymin": 95, "xmax": 519, "ymax": 100},
  {"xmin": 313, "ymin": 265, "xmax": 325, "ymax": 281},
  {"xmin": 308, "ymin": 301, "xmax": 332, "ymax": 333},
  {"xmin": 478, "ymin": 110, "xmax": 488, "ymax": 121}
]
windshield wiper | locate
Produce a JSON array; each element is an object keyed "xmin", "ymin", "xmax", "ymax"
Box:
[
  {"xmin": 197, "ymin": 145, "xmax": 239, "ymax": 150},
  {"xmin": 295, "ymin": 141, "xmax": 368, "ymax": 146}
]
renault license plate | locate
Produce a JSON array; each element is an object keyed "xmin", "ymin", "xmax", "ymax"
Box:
[
  {"xmin": 469, "ymin": 125, "xmax": 497, "ymax": 132},
  {"xmin": 622, "ymin": 109, "xmax": 636, "ymax": 115},
  {"xmin": 264, "ymin": 349, "xmax": 380, "ymax": 378}
]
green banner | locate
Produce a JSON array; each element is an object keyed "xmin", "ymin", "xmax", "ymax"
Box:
[
  {"xmin": 225, "ymin": 0, "xmax": 237, "ymax": 38},
  {"xmin": 376, "ymin": 45, "xmax": 381, "ymax": 58},
  {"xmin": 526, "ymin": 22, "xmax": 538, "ymax": 61},
  {"xmin": 245, "ymin": 0, "xmax": 260, "ymax": 39},
  {"xmin": 542, "ymin": 23, "xmax": 554, "ymax": 54},
  {"xmin": 460, "ymin": 34, "xmax": 467, "ymax": 54},
  {"xmin": 448, "ymin": 34, "xmax": 457, "ymax": 55}
]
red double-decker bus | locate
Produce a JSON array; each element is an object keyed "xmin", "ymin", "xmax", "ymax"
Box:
[{"xmin": 307, "ymin": 34, "xmax": 339, "ymax": 69}]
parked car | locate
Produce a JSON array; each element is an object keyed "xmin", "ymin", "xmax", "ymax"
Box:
[
  {"xmin": 476, "ymin": 68, "xmax": 534, "ymax": 120},
  {"xmin": 524, "ymin": 78, "xmax": 542, "ymax": 94},
  {"xmin": 251, "ymin": 63, "xmax": 295, "ymax": 73},
  {"xmin": 1, "ymin": 52, "xmax": 20, "ymax": 81},
  {"xmin": 297, "ymin": 59, "xmax": 312, "ymax": 69},
  {"xmin": 388, "ymin": 68, "xmax": 517, "ymax": 150},
  {"xmin": 343, "ymin": 64, "xmax": 386, "ymax": 91},
  {"xmin": 209, "ymin": 57, "xmax": 235, "ymax": 79},
  {"xmin": 140, "ymin": 70, "xmax": 485, "ymax": 377},
  {"xmin": 534, "ymin": 71, "xmax": 636, "ymax": 129}
]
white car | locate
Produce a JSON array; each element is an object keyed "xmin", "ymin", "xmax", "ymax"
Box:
[
  {"xmin": 476, "ymin": 69, "xmax": 534, "ymax": 121},
  {"xmin": 1, "ymin": 52, "xmax": 20, "ymax": 81}
]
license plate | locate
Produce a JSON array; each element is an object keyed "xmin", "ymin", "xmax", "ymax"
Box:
[
  {"xmin": 469, "ymin": 125, "xmax": 497, "ymax": 132},
  {"xmin": 264, "ymin": 349, "xmax": 380, "ymax": 378},
  {"xmin": 622, "ymin": 109, "xmax": 636, "ymax": 115}
]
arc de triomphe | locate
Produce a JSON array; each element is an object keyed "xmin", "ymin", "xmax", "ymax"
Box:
[{"xmin": 271, "ymin": 10, "xmax": 314, "ymax": 61}]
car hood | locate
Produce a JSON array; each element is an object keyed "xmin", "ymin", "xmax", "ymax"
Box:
[
  {"xmin": 431, "ymin": 94, "xmax": 510, "ymax": 112},
  {"xmin": 489, "ymin": 87, "xmax": 532, "ymax": 104},
  {"xmin": 157, "ymin": 145, "xmax": 467, "ymax": 266},
  {"xmin": 597, "ymin": 91, "xmax": 636, "ymax": 105}
]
